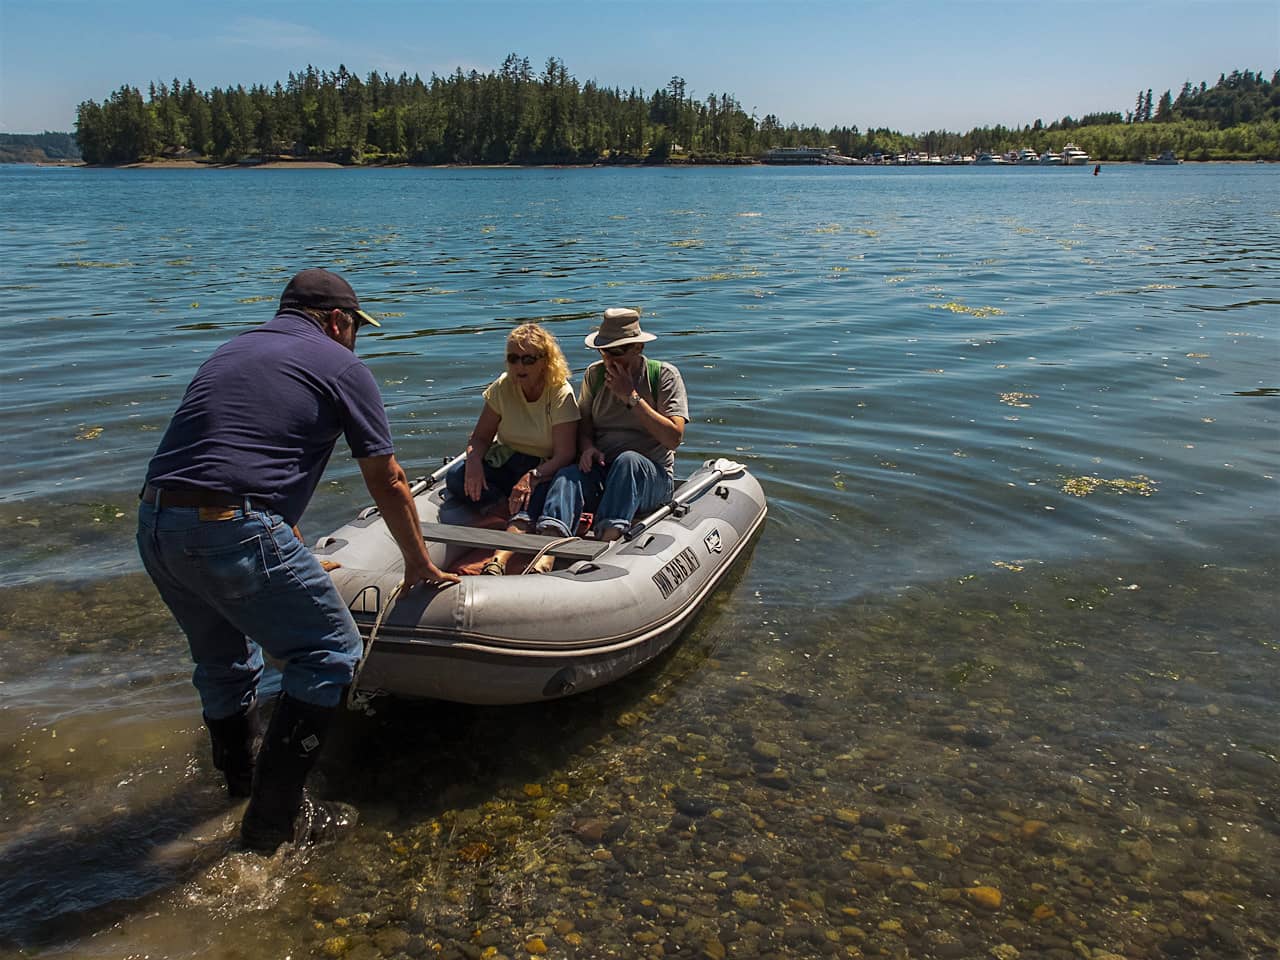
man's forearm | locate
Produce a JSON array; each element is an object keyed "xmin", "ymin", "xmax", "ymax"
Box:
[
  {"xmin": 631, "ymin": 398, "xmax": 683, "ymax": 450},
  {"xmin": 368, "ymin": 466, "xmax": 431, "ymax": 566}
]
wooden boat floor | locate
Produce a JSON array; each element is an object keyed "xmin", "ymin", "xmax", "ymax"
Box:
[{"xmin": 420, "ymin": 522, "xmax": 611, "ymax": 560}]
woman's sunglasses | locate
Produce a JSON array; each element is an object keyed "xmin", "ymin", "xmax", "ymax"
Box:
[{"xmin": 507, "ymin": 352, "xmax": 543, "ymax": 366}]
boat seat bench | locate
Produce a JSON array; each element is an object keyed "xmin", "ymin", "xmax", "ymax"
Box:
[{"xmin": 420, "ymin": 522, "xmax": 610, "ymax": 560}]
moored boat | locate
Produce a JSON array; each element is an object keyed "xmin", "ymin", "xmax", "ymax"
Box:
[
  {"xmin": 1016, "ymin": 147, "xmax": 1040, "ymax": 164},
  {"xmin": 763, "ymin": 145, "xmax": 855, "ymax": 165},
  {"xmin": 1144, "ymin": 150, "xmax": 1180, "ymax": 165},
  {"xmin": 1039, "ymin": 150, "xmax": 1063, "ymax": 165},
  {"xmin": 1061, "ymin": 142, "xmax": 1091, "ymax": 165},
  {"xmin": 317, "ymin": 456, "xmax": 768, "ymax": 706},
  {"xmin": 974, "ymin": 152, "xmax": 1007, "ymax": 165}
]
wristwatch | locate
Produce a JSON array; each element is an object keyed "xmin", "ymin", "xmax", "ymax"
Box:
[
  {"xmin": 626, "ymin": 390, "xmax": 640, "ymax": 409},
  {"xmin": 531, "ymin": 467, "xmax": 542, "ymax": 480}
]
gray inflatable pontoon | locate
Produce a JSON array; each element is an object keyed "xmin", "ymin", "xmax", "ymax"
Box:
[{"xmin": 314, "ymin": 457, "xmax": 767, "ymax": 706}]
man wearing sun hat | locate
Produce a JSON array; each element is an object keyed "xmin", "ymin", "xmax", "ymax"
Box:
[
  {"xmin": 137, "ymin": 267, "xmax": 458, "ymax": 854},
  {"xmin": 533, "ymin": 307, "xmax": 688, "ymax": 542}
]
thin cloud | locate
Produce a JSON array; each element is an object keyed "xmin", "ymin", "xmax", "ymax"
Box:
[{"xmin": 218, "ymin": 16, "xmax": 334, "ymax": 52}]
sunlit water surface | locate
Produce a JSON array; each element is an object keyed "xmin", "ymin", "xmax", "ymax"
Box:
[{"xmin": 1, "ymin": 164, "xmax": 1276, "ymax": 959}]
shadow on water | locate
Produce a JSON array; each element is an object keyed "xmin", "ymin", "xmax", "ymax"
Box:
[{"xmin": 0, "ymin": 785, "xmax": 243, "ymax": 950}]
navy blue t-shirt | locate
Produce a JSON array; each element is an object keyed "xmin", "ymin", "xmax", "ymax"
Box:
[{"xmin": 145, "ymin": 311, "xmax": 394, "ymax": 526}]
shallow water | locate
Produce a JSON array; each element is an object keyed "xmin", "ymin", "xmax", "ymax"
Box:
[{"xmin": 1, "ymin": 164, "xmax": 1277, "ymax": 958}]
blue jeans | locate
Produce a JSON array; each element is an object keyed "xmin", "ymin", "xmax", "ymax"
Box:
[
  {"xmin": 537, "ymin": 451, "xmax": 674, "ymax": 538},
  {"xmin": 136, "ymin": 500, "xmax": 362, "ymax": 719},
  {"xmin": 444, "ymin": 450, "xmax": 549, "ymax": 523}
]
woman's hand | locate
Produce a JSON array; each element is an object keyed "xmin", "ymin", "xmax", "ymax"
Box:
[
  {"xmin": 464, "ymin": 455, "xmax": 487, "ymax": 501},
  {"xmin": 508, "ymin": 469, "xmax": 537, "ymax": 514}
]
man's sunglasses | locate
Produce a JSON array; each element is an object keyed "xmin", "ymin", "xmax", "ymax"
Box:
[
  {"xmin": 600, "ymin": 345, "xmax": 632, "ymax": 357},
  {"xmin": 507, "ymin": 353, "xmax": 543, "ymax": 366}
]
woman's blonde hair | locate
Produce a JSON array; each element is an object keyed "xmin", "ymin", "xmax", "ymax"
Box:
[{"xmin": 508, "ymin": 323, "xmax": 570, "ymax": 390}]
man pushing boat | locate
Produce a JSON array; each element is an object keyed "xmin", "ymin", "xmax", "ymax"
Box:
[{"xmin": 136, "ymin": 268, "xmax": 458, "ymax": 855}]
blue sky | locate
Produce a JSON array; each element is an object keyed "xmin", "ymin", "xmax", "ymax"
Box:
[{"xmin": 1, "ymin": 0, "xmax": 1276, "ymax": 134}]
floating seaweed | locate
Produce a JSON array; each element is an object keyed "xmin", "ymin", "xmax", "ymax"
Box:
[{"xmin": 1060, "ymin": 474, "xmax": 1159, "ymax": 497}]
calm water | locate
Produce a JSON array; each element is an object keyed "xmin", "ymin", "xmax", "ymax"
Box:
[{"xmin": 1, "ymin": 164, "xmax": 1276, "ymax": 959}]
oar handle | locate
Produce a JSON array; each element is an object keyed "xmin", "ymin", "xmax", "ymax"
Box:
[
  {"xmin": 623, "ymin": 459, "xmax": 743, "ymax": 541},
  {"xmin": 409, "ymin": 452, "xmax": 465, "ymax": 497}
]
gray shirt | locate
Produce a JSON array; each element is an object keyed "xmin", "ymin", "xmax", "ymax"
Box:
[{"xmin": 580, "ymin": 359, "xmax": 689, "ymax": 477}]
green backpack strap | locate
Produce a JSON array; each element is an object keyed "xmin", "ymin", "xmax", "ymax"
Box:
[{"xmin": 589, "ymin": 358, "xmax": 661, "ymax": 399}]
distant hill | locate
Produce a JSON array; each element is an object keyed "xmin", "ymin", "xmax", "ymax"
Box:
[{"xmin": 0, "ymin": 132, "xmax": 81, "ymax": 163}]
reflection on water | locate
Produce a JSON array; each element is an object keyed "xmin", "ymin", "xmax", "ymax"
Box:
[{"xmin": 2, "ymin": 164, "xmax": 1277, "ymax": 957}]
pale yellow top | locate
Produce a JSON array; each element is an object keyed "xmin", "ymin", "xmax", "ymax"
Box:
[{"xmin": 482, "ymin": 373, "xmax": 579, "ymax": 459}]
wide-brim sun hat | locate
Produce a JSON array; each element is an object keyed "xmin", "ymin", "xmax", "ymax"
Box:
[
  {"xmin": 584, "ymin": 307, "xmax": 657, "ymax": 349},
  {"xmin": 279, "ymin": 268, "xmax": 381, "ymax": 327}
]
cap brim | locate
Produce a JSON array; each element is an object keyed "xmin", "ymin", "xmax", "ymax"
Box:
[{"xmin": 353, "ymin": 309, "xmax": 380, "ymax": 328}]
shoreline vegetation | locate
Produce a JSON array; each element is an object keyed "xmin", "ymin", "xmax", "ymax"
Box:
[
  {"xmin": 27, "ymin": 156, "xmax": 1277, "ymax": 170},
  {"xmin": 8, "ymin": 60, "xmax": 1279, "ymax": 166}
]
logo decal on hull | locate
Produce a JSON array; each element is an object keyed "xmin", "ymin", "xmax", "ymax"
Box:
[
  {"xmin": 703, "ymin": 528, "xmax": 723, "ymax": 554},
  {"xmin": 653, "ymin": 547, "xmax": 700, "ymax": 599}
]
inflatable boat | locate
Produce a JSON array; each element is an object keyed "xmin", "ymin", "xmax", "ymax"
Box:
[{"xmin": 313, "ymin": 457, "xmax": 767, "ymax": 707}]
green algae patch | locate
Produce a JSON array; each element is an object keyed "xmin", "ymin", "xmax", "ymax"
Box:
[
  {"xmin": 930, "ymin": 301, "xmax": 1006, "ymax": 318},
  {"xmin": 1060, "ymin": 475, "xmax": 1159, "ymax": 497}
]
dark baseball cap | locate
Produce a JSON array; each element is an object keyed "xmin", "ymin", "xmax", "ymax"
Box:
[{"xmin": 279, "ymin": 268, "xmax": 380, "ymax": 327}]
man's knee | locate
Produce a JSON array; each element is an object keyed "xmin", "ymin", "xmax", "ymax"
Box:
[{"xmin": 607, "ymin": 450, "xmax": 650, "ymax": 478}]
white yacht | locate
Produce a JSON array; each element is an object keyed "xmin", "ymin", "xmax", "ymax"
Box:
[
  {"xmin": 1039, "ymin": 150, "xmax": 1063, "ymax": 165},
  {"xmin": 974, "ymin": 151, "xmax": 1007, "ymax": 165},
  {"xmin": 1061, "ymin": 142, "xmax": 1091, "ymax": 165},
  {"xmin": 1016, "ymin": 147, "xmax": 1039, "ymax": 164}
]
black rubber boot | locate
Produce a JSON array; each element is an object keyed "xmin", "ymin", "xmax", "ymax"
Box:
[
  {"xmin": 204, "ymin": 699, "xmax": 263, "ymax": 798},
  {"xmin": 239, "ymin": 694, "xmax": 359, "ymax": 855}
]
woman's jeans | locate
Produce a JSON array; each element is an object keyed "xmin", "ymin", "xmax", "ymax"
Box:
[
  {"xmin": 136, "ymin": 500, "xmax": 361, "ymax": 719},
  {"xmin": 537, "ymin": 451, "xmax": 674, "ymax": 538},
  {"xmin": 443, "ymin": 451, "xmax": 548, "ymax": 523}
]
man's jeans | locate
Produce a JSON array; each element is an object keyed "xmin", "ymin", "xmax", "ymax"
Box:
[
  {"xmin": 537, "ymin": 451, "xmax": 674, "ymax": 538},
  {"xmin": 137, "ymin": 500, "xmax": 361, "ymax": 719},
  {"xmin": 443, "ymin": 451, "xmax": 549, "ymax": 523}
]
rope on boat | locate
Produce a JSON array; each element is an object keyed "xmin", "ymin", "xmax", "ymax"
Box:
[
  {"xmin": 346, "ymin": 578, "xmax": 403, "ymax": 711},
  {"xmin": 520, "ymin": 536, "xmax": 581, "ymax": 574}
]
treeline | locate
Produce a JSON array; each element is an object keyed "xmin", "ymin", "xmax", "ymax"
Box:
[
  {"xmin": 837, "ymin": 69, "xmax": 1280, "ymax": 161},
  {"xmin": 0, "ymin": 131, "xmax": 81, "ymax": 163},
  {"xmin": 72, "ymin": 58, "xmax": 1280, "ymax": 165},
  {"xmin": 75, "ymin": 57, "xmax": 762, "ymax": 165}
]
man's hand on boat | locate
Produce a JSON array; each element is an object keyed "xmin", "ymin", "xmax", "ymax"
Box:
[
  {"xmin": 359, "ymin": 453, "xmax": 461, "ymax": 588},
  {"xmin": 403, "ymin": 554, "xmax": 461, "ymax": 589}
]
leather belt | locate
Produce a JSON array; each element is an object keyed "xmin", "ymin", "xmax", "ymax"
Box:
[{"xmin": 141, "ymin": 484, "xmax": 245, "ymax": 509}]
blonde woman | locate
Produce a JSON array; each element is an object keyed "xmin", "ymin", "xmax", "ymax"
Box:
[{"xmin": 445, "ymin": 323, "xmax": 579, "ymax": 574}]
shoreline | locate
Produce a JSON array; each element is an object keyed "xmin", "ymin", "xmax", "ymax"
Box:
[{"xmin": 26, "ymin": 157, "xmax": 1275, "ymax": 170}]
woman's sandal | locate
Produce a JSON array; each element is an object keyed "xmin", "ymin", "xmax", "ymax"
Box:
[{"xmin": 479, "ymin": 557, "xmax": 506, "ymax": 576}]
